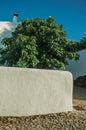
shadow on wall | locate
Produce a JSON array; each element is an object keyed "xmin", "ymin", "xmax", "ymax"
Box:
[{"xmin": 66, "ymin": 49, "xmax": 86, "ymax": 79}]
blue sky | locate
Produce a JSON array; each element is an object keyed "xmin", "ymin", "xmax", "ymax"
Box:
[{"xmin": 0, "ymin": 0, "xmax": 86, "ymax": 41}]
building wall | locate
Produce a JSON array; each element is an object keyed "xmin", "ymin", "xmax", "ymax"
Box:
[
  {"xmin": 0, "ymin": 22, "xmax": 18, "ymax": 47},
  {"xmin": 0, "ymin": 67, "xmax": 73, "ymax": 116},
  {"xmin": 66, "ymin": 49, "xmax": 86, "ymax": 79}
]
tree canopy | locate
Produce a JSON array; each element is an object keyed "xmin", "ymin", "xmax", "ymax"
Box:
[
  {"xmin": 0, "ymin": 17, "xmax": 79, "ymax": 69},
  {"xmin": 77, "ymin": 35, "xmax": 86, "ymax": 51},
  {"xmin": 69, "ymin": 35, "xmax": 86, "ymax": 52}
]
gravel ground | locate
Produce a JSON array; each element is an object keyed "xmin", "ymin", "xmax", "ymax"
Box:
[
  {"xmin": 0, "ymin": 86, "xmax": 86, "ymax": 130},
  {"xmin": 0, "ymin": 111, "xmax": 86, "ymax": 130}
]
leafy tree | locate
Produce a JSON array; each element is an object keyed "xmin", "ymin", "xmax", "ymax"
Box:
[
  {"xmin": 78, "ymin": 35, "xmax": 86, "ymax": 50},
  {"xmin": 0, "ymin": 17, "xmax": 79, "ymax": 69},
  {"xmin": 66, "ymin": 40, "xmax": 78, "ymax": 52},
  {"xmin": 71, "ymin": 35, "xmax": 86, "ymax": 52}
]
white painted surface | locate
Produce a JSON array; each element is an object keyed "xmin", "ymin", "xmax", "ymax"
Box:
[
  {"xmin": 0, "ymin": 67, "xmax": 73, "ymax": 116},
  {"xmin": 13, "ymin": 16, "xmax": 18, "ymax": 23},
  {"xmin": 0, "ymin": 22, "xmax": 18, "ymax": 47},
  {"xmin": 66, "ymin": 50, "xmax": 86, "ymax": 79}
]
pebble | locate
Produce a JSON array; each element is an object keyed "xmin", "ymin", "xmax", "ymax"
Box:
[{"xmin": 0, "ymin": 111, "xmax": 86, "ymax": 130}]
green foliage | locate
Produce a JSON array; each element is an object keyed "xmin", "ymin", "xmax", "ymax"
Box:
[
  {"xmin": 78, "ymin": 35, "xmax": 86, "ymax": 50},
  {"xmin": 0, "ymin": 17, "xmax": 79, "ymax": 69},
  {"xmin": 70, "ymin": 35, "xmax": 86, "ymax": 52}
]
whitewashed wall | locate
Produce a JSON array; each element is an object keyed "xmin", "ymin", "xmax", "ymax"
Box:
[
  {"xmin": 66, "ymin": 49, "xmax": 86, "ymax": 79},
  {"xmin": 0, "ymin": 67, "xmax": 73, "ymax": 116},
  {"xmin": 0, "ymin": 22, "xmax": 18, "ymax": 47}
]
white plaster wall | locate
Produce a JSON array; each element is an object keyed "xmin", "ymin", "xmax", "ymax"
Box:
[
  {"xmin": 0, "ymin": 22, "xmax": 18, "ymax": 47},
  {"xmin": 0, "ymin": 67, "xmax": 73, "ymax": 116},
  {"xmin": 66, "ymin": 50, "xmax": 86, "ymax": 79}
]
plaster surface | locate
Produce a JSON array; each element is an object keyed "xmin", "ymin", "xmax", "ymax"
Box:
[
  {"xmin": 0, "ymin": 67, "xmax": 73, "ymax": 116},
  {"xmin": 0, "ymin": 22, "xmax": 18, "ymax": 47}
]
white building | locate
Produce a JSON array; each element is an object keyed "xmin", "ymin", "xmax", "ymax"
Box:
[
  {"xmin": 0, "ymin": 13, "xmax": 19, "ymax": 47},
  {"xmin": 66, "ymin": 49, "xmax": 86, "ymax": 79}
]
